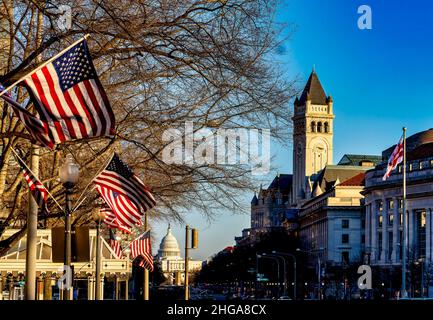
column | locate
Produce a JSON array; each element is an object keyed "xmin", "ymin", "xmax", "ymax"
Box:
[
  {"xmin": 371, "ymin": 201, "xmax": 377, "ymax": 262},
  {"xmin": 0, "ymin": 275, "xmax": 3, "ymax": 300},
  {"xmin": 87, "ymin": 275, "xmax": 94, "ymax": 300},
  {"xmin": 125, "ymin": 274, "xmax": 129, "ymax": 300},
  {"xmin": 408, "ymin": 209, "xmax": 415, "ymax": 258},
  {"xmin": 392, "ymin": 197, "xmax": 399, "ymax": 262},
  {"xmin": 43, "ymin": 275, "xmax": 53, "ymax": 300},
  {"xmin": 365, "ymin": 204, "xmax": 371, "ymax": 258},
  {"xmin": 426, "ymin": 209, "xmax": 431, "ymax": 262},
  {"xmin": 99, "ymin": 276, "xmax": 104, "ymax": 300},
  {"xmin": 36, "ymin": 275, "xmax": 44, "ymax": 300},
  {"xmin": 381, "ymin": 197, "xmax": 388, "ymax": 263},
  {"xmin": 115, "ymin": 275, "xmax": 119, "ymax": 300}
]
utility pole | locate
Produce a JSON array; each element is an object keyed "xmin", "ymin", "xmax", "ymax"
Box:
[
  {"xmin": 184, "ymin": 225, "xmax": 190, "ymax": 300},
  {"xmin": 144, "ymin": 212, "xmax": 149, "ymax": 300},
  {"xmin": 25, "ymin": 5, "xmax": 43, "ymax": 300}
]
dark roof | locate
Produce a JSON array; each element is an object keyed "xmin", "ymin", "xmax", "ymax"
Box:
[
  {"xmin": 312, "ymin": 165, "xmax": 370, "ymax": 193},
  {"xmin": 268, "ymin": 174, "xmax": 293, "ymax": 194},
  {"xmin": 382, "ymin": 128, "xmax": 433, "ymax": 162},
  {"xmin": 338, "ymin": 154, "xmax": 382, "ymax": 166},
  {"xmin": 339, "ymin": 172, "xmax": 365, "ymax": 186},
  {"xmin": 298, "ymin": 70, "xmax": 328, "ymax": 105}
]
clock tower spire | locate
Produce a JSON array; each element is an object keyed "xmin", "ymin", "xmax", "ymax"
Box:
[{"xmin": 292, "ymin": 68, "xmax": 334, "ymax": 204}]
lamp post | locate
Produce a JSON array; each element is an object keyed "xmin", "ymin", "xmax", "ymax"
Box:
[
  {"xmin": 272, "ymin": 251, "xmax": 297, "ymax": 300},
  {"xmin": 92, "ymin": 207, "xmax": 105, "ymax": 300},
  {"xmin": 297, "ymin": 248, "xmax": 323, "ymax": 300},
  {"xmin": 59, "ymin": 154, "xmax": 79, "ymax": 300}
]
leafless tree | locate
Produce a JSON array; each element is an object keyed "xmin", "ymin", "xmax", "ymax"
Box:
[{"xmin": 0, "ymin": 0, "xmax": 297, "ymax": 256}]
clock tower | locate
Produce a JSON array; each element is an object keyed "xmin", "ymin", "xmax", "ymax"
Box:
[{"xmin": 292, "ymin": 69, "xmax": 334, "ymax": 204}]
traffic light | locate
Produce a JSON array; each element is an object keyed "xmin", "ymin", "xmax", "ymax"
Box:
[{"xmin": 191, "ymin": 228, "xmax": 198, "ymax": 249}]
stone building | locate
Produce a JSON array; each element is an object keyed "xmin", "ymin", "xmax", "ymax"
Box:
[
  {"xmin": 0, "ymin": 229, "xmax": 130, "ymax": 300},
  {"xmin": 156, "ymin": 225, "xmax": 202, "ymax": 284},
  {"xmin": 364, "ymin": 129, "xmax": 433, "ymax": 267}
]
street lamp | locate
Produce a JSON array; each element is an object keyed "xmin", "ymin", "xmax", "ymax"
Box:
[
  {"xmin": 92, "ymin": 207, "xmax": 105, "ymax": 300},
  {"xmin": 59, "ymin": 154, "xmax": 79, "ymax": 300},
  {"xmin": 272, "ymin": 251, "xmax": 297, "ymax": 300},
  {"xmin": 297, "ymin": 248, "xmax": 323, "ymax": 300}
]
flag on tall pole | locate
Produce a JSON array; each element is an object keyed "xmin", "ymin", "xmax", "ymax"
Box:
[
  {"xmin": 101, "ymin": 207, "xmax": 132, "ymax": 234},
  {"xmin": 0, "ymin": 83, "xmax": 54, "ymax": 148},
  {"xmin": 383, "ymin": 135, "xmax": 404, "ymax": 181},
  {"xmin": 94, "ymin": 153, "xmax": 156, "ymax": 228},
  {"xmin": 401, "ymin": 127, "xmax": 408, "ymax": 298},
  {"xmin": 130, "ymin": 230, "xmax": 153, "ymax": 271},
  {"xmin": 109, "ymin": 230, "xmax": 123, "ymax": 259},
  {"xmin": 0, "ymin": 36, "xmax": 115, "ymax": 149},
  {"xmin": 16, "ymin": 156, "xmax": 50, "ymax": 215}
]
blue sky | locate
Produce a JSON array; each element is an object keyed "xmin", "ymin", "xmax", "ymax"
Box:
[{"xmin": 152, "ymin": 0, "xmax": 433, "ymax": 260}]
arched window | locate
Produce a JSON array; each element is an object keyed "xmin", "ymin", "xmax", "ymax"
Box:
[
  {"xmin": 317, "ymin": 122, "xmax": 322, "ymax": 133},
  {"xmin": 324, "ymin": 122, "xmax": 329, "ymax": 133},
  {"xmin": 311, "ymin": 121, "xmax": 316, "ymax": 132}
]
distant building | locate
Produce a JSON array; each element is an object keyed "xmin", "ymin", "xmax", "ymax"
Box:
[
  {"xmin": 156, "ymin": 225, "xmax": 202, "ymax": 284},
  {"xmin": 235, "ymin": 174, "xmax": 297, "ymax": 246},
  {"xmin": 364, "ymin": 129, "xmax": 433, "ymax": 268}
]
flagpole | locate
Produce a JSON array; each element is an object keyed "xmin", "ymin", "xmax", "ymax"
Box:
[
  {"xmin": 402, "ymin": 127, "xmax": 408, "ymax": 298},
  {"xmin": 0, "ymin": 34, "xmax": 90, "ymax": 98},
  {"xmin": 10, "ymin": 148, "xmax": 65, "ymax": 213},
  {"xmin": 72, "ymin": 152, "xmax": 115, "ymax": 211}
]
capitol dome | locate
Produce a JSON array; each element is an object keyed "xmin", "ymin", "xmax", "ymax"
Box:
[{"xmin": 157, "ymin": 225, "xmax": 181, "ymax": 259}]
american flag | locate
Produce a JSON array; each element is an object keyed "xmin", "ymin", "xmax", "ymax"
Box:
[
  {"xmin": 109, "ymin": 230, "xmax": 123, "ymax": 259},
  {"xmin": 130, "ymin": 231, "xmax": 153, "ymax": 271},
  {"xmin": 0, "ymin": 83, "xmax": 54, "ymax": 148},
  {"xmin": 101, "ymin": 207, "xmax": 132, "ymax": 234},
  {"xmin": 94, "ymin": 154, "xmax": 156, "ymax": 228},
  {"xmin": 16, "ymin": 157, "xmax": 50, "ymax": 214},
  {"xmin": 20, "ymin": 39, "xmax": 115, "ymax": 149},
  {"xmin": 383, "ymin": 136, "xmax": 404, "ymax": 181}
]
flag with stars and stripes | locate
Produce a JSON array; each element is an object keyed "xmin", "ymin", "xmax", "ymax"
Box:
[
  {"xmin": 130, "ymin": 230, "xmax": 153, "ymax": 271},
  {"xmin": 101, "ymin": 207, "xmax": 132, "ymax": 234},
  {"xmin": 109, "ymin": 230, "xmax": 123, "ymax": 259},
  {"xmin": 16, "ymin": 157, "xmax": 50, "ymax": 215},
  {"xmin": 383, "ymin": 136, "xmax": 404, "ymax": 181},
  {"xmin": 0, "ymin": 83, "xmax": 54, "ymax": 148},
  {"xmin": 94, "ymin": 153, "xmax": 156, "ymax": 228},
  {"xmin": 20, "ymin": 39, "xmax": 115, "ymax": 149}
]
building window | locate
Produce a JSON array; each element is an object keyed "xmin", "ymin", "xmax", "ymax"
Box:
[
  {"xmin": 311, "ymin": 121, "xmax": 316, "ymax": 132},
  {"xmin": 317, "ymin": 122, "xmax": 322, "ymax": 133},
  {"xmin": 324, "ymin": 122, "xmax": 329, "ymax": 133},
  {"xmin": 398, "ymin": 198, "xmax": 403, "ymax": 210},
  {"xmin": 420, "ymin": 161, "xmax": 426, "ymax": 170},
  {"xmin": 361, "ymin": 234, "xmax": 365, "ymax": 244},
  {"xmin": 416, "ymin": 210, "xmax": 427, "ymax": 259},
  {"xmin": 388, "ymin": 213, "xmax": 394, "ymax": 226},
  {"xmin": 378, "ymin": 215, "xmax": 383, "ymax": 228},
  {"xmin": 342, "ymin": 219, "xmax": 349, "ymax": 229},
  {"xmin": 430, "ymin": 159, "xmax": 433, "ymax": 167},
  {"xmin": 341, "ymin": 251, "xmax": 349, "ymax": 264},
  {"xmin": 388, "ymin": 199, "xmax": 394, "ymax": 210},
  {"xmin": 342, "ymin": 234, "xmax": 349, "ymax": 244},
  {"xmin": 409, "ymin": 163, "xmax": 413, "ymax": 171},
  {"xmin": 378, "ymin": 232, "xmax": 382, "ymax": 253},
  {"xmin": 377, "ymin": 200, "xmax": 383, "ymax": 212},
  {"xmin": 388, "ymin": 231, "xmax": 393, "ymax": 260}
]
